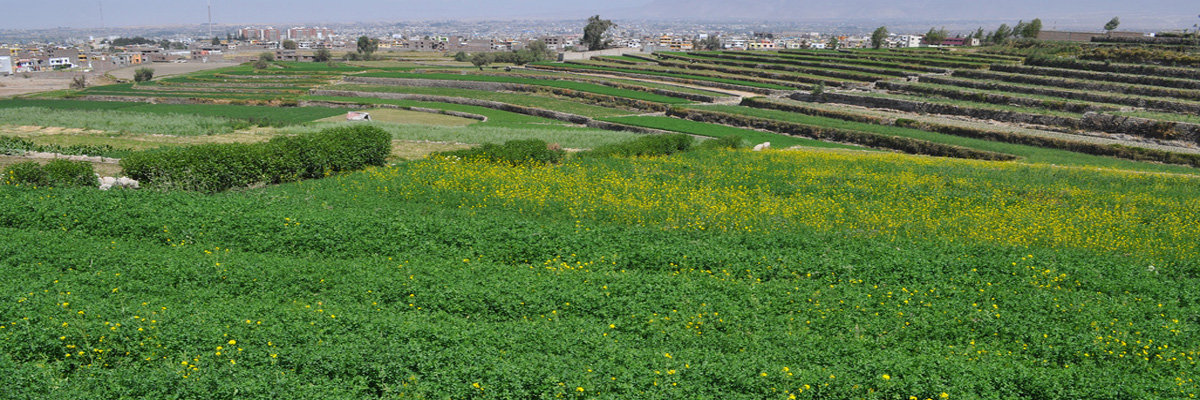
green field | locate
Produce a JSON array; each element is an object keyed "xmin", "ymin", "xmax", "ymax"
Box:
[
  {"xmin": 0, "ymin": 99, "xmax": 349, "ymax": 127},
  {"xmin": 2, "ymin": 149, "xmax": 1198, "ymax": 398},
  {"xmin": 328, "ymin": 84, "xmax": 636, "ymax": 118},
  {"xmin": 354, "ymin": 72, "xmax": 695, "ymax": 104},
  {"xmin": 4, "ymin": 47, "xmax": 1200, "ymax": 399}
]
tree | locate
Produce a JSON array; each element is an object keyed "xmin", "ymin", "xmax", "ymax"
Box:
[
  {"xmin": 356, "ymin": 35, "xmax": 379, "ymax": 55},
  {"xmin": 1023, "ymin": 18, "xmax": 1043, "ymax": 39},
  {"xmin": 282, "ymin": 40, "xmax": 297, "ymax": 50},
  {"xmin": 211, "ymin": 36, "xmax": 221, "ymax": 46},
  {"xmin": 924, "ymin": 27, "xmax": 948, "ymax": 47},
  {"xmin": 133, "ymin": 67, "xmax": 154, "ymax": 83},
  {"xmin": 1013, "ymin": 20, "xmax": 1029, "ymax": 38},
  {"xmin": 527, "ymin": 40, "xmax": 554, "ymax": 60},
  {"xmin": 992, "ymin": 24, "xmax": 1013, "ymax": 44},
  {"xmin": 1104, "ymin": 17, "xmax": 1121, "ymax": 37},
  {"xmin": 973, "ymin": 27, "xmax": 985, "ymax": 40},
  {"xmin": 470, "ymin": 52, "xmax": 494, "ymax": 70},
  {"xmin": 69, "ymin": 75, "xmax": 87, "ymax": 89},
  {"xmin": 453, "ymin": 51, "xmax": 469, "ymax": 62},
  {"xmin": 582, "ymin": 15, "xmax": 616, "ymax": 51},
  {"xmin": 826, "ymin": 36, "xmax": 839, "ymax": 50},
  {"xmin": 254, "ymin": 52, "xmax": 273, "ymax": 69},
  {"xmin": 870, "ymin": 26, "xmax": 889, "ymax": 49},
  {"xmin": 696, "ymin": 35, "xmax": 722, "ymax": 51},
  {"xmin": 313, "ymin": 48, "xmax": 332, "ymax": 63}
]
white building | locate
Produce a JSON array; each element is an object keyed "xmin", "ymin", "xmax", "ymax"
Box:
[
  {"xmin": 48, "ymin": 57, "xmax": 74, "ymax": 69},
  {"xmin": 0, "ymin": 56, "xmax": 11, "ymax": 75},
  {"xmin": 895, "ymin": 35, "xmax": 924, "ymax": 48}
]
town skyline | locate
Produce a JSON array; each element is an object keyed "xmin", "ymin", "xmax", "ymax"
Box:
[{"xmin": 2, "ymin": 0, "xmax": 1197, "ymax": 32}]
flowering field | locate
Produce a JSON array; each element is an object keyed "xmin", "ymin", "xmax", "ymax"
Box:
[{"xmin": 1, "ymin": 148, "xmax": 1198, "ymax": 398}]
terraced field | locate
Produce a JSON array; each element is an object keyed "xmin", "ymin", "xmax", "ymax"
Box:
[{"xmin": 3, "ymin": 48, "xmax": 1200, "ymax": 398}]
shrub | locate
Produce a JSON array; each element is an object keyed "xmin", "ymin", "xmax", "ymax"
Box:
[
  {"xmin": 43, "ymin": 159, "xmax": 96, "ymax": 188},
  {"xmin": 120, "ymin": 125, "xmax": 390, "ymax": 192},
  {"xmin": 3, "ymin": 161, "xmax": 48, "ymax": 187},
  {"xmin": 583, "ymin": 133, "xmax": 695, "ymax": 158},
  {"xmin": 133, "ymin": 67, "xmax": 154, "ymax": 83},
  {"xmin": 436, "ymin": 139, "xmax": 565, "ymax": 166},
  {"xmin": 697, "ymin": 135, "xmax": 745, "ymax": 150}
]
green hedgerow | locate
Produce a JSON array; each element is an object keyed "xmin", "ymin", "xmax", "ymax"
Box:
[
  {"xmin": 582, "ymin": 133, "xmax": 695, "ymax": 158},
  {"xmin": 43, "ymin": 159, "xmax": 96, "ymax": 188},
  {"xmin": 4, "ymin": 161, "xmax": 48, "ymax": 187},
  {"xmin": 435, "ymin": 139, "xmax": 565, "ymax": 166}
]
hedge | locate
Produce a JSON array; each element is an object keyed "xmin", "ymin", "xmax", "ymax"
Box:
[
  {"xmin": 3, "ymin": 159, "xmax": 96, "ymax": 188},
  {"xmin": 435, "ymin": 139, "xmax": 565, "ymax": 166},
  {"xmin": 120, "ymin": 125, "xmax": 390, "ymax": 192},
  {"xmin": 581, "ymin": 133, "xmax": 695, "ymax": 158}
]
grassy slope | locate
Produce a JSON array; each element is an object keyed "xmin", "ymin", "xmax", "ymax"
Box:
[
  {"xmin": 328, "ymin": 84, "xmax": 635, "ymax": 118},
  {"xmin": 355, "ymin": 72, "xmax": 695, "ymax": 104},
  {"xmin": 0, "ymin": 150, "xmax": 1196, "ymax": 398}
]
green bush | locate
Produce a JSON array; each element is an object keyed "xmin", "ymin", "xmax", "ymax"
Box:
[
  {"xmin": 583, "ymin": 133, "xmax": 695, "ymax": 157},
  {"xmin": 43, "ymin": 159, "xmax": 96, "ymax": 188},
  {"xmin": 697, "ymin": 134, "xmax": 745, "ymax": 150},
  {"xmin": 3, "ymin": 161, "xmax": 48, "ymax": 187},
  {"xmin": 120, "ymin": 125, "xmax": 391, "ymax": 192},
  {"xmin": 436, "ymin": 139, "xmax": 565, "ymax": 166}
]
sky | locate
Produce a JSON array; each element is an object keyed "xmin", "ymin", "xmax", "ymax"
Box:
[{"xmin": 0, "ymin": 0, "xmax": 1196, "ymax": 31}]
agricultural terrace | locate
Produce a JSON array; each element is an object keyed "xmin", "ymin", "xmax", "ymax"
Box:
[{"xmin": 2, "ymin": 47, "xmax": 1200, "ymax": 398}]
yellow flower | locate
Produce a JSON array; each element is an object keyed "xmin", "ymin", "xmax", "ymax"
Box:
[
  {"xmin": 228, "ymin": 339, "xmax": 236, "ymax": 345},
  {"xmin": 941, "ymin": 393, "xmax": 949, "ymax": 399},
  {"xmin": 576, "ymin": 387, "xmax": 584, "ymax": 392},
  {"xmin": 883, "ymin": 374, "xmax": 891, "ymax": 380}
]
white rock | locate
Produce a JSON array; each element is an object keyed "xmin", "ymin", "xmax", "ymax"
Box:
[{"xmin": 752, "ymin": 142, "xmax": 771, "ymax": 151}]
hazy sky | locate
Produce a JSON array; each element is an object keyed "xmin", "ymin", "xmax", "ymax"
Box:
[{"xmin": 1, "ymin": 0, "xmax": 1196, "ymax": 30}]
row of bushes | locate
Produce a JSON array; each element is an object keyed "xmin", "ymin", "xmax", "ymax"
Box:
[
  {"xmin": 119, "ymin": 125, "xmax": 390, "ymax": 192},
  {"xmin": 3, "ymin": 159, "xmax": 95, "ymax": 188},
  {"xmin": 771, "ymin": 52, "xmax": 948, "ymax": 73},
  {"xmin": 581, "ymin": 133, "xmax": 695, "ymax": 158},
  {"xmin": 895, "ymin": 119, "xmax": 1200, "ymax": 168},
  {"xmin": 0, "ymin": 136, "xmax": 127, "ymax": 158},
  {"xmin": 435, "ymin": 139, "xmax": 565, "ymax": 166},
  {"xmin": 530, "ymin": 63, "xmax": 780, "ymax": 94},
  {"xmin": 431, "ymin": 134, "xmax": 741, "ymax": 165},
  {"xmin": 1024, "ymin": 55, "xmax": 1200, "ymax": 81},
  {"xmin": 666, "ymin": 107, "xmax": 1017, "ymax": 161},
  {"xmin": 917, "ymin": 75, "xmax": 1200, "ymax": 114},
  {"xmin": 952, "ymin": 69, "xmax": 1200, "ymax": 101},
  {"xmin": 990, "ymin": 64, "xmax": 1200, "ymax": 90}
]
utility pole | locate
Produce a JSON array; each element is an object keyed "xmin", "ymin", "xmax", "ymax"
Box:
[
  {"xmin": 98, "ymin": 1, "xmax": 104, "ymax": 29},
  {"xmin": 208, "ymin": 0, "xmax": 213, "ymax": 39}
]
